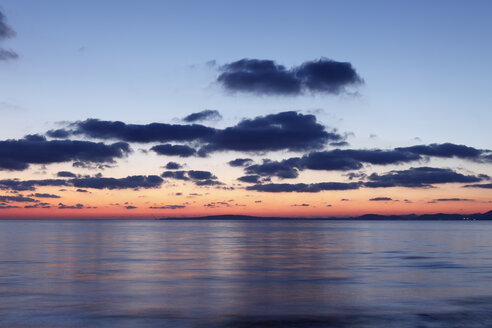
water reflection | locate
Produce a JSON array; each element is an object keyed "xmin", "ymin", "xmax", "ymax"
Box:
[{"xmin": 1, "ymin": 220, "xmax": 492, "ymax": 327}]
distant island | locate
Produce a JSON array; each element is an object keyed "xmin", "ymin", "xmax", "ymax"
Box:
[{"xmin": 160, "ymin": 211, "xmax": 492, "ymax": 221}]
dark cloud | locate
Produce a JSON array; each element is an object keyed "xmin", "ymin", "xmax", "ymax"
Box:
[
  {"xmin": 369, "ymin": 197, "xmax": 393, "ymax": 201},
  {"xmin": 245, "ymin": 159, "xmax": 299, "ymax": 179},
  {"xmin": 76, "ymin": 189, "xmax": 88, "ymax": 193},
  {"xmin": 58, "ymin": 203, "xmax": 84, "ymax": 209},
  {"xmin": 0, "ymin": 195, "xmax": 38, "ymax": 203},
  {"xmin": 365, "ymin": 167, "xmax": 486, "ymax": 188},
  {"xmin": 165, "ymin": 161, "xmax": 183, "ymax": 170},
  {"xmin": 298, "ymin": 149, "xmax": 421, "ymax": 171},
  {"xmin": 43, "ymin": 111, "xmax": 342, "ymax": 155},
  {"xmin": 62, "ymin": 119, "xmax": 216, "ymax": 143},
  {"xmin": 70, "ymin": 175, "xmax": 163, "ymax": 190},
  {"xmin": 162, "ymin": 170, "xmax": 222, "ymax": 186},
  {"xmin": 228, "ymin": 158, "xmax": 253, "ymax": 167},
  {"xmin": 125, "ymin": 205, "xmax": 137, "ymax": 209},
  {"xmin": 0, "ymin": 10, "xmax": 17, "ymax": 61},
  {"xmin": 187, "ymin": 170, "xmax": 216, "ymax": 180},
  {"xmin": 0, "ymin": 179, "xmax": 68, "ymax": 191},
  {"xmin": 238, "ymin": 175, "xmax": 261, "ymax": 183},
  {"xmin": 433, "ymin": 198, "xmax": 475, "ymax": 202},
  {"xmin": 217, "ymin": 58, "xmax": 362, "ymax": 96},
  {"xmin": 201, "ymin": 111, "xmax": 342, "ymax": 154},
  {"xmin": 396, "ymin": 143, "xmax": 483, "ymax": 159},
  {"xmin": 0, "ymin": 176, "xmax": 162, "ymax": 191},
  {"xmin": 183, "ymin": 110, "xmax": 222, "ymax": 123},
  {"xmin": 0, "ymin": 135, "xmax": 130, "ymax": 171},
  {"xmin": 24, "ymin": 203, "xmax": 51, "ymax": 209},
  {"xmin": 57, "ymin": 171, "xmax": 77, "ymax": 178},
  {"xmin": 151, "ymin": 144, "xmax": 196, "ymax": 157},
  {"xmin": 0, "ymin": 205, "xmax": 19, "ymax": 209},
  {"xmin": 246, "ymin": 182, "xmax": 361, "ymax": 193},
  {"xmin": 291, "ymin": 203, "xmax": 310, "ymax": 207},
  {"xmin": 30, "ymin": 193, "xmax": 61, "ymax": 199},
  {"xmin": 463, "ymin": 183, "xmax": 492, "ymax": 189},
  {"xmin": 149, "ymin": 205, "xmax": 185, "ymax": 209},
  {"xmin": 237, "ymin": 148, "xmax": 421, "ymax": 181},
  {"xmin": 46, "ymin": 129, "xmax": 70, "ymax": 139}
]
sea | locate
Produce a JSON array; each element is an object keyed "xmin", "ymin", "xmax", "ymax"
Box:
[{"xmin": 1, "ymin": 219, "xmax": 492, "ymax": 327}]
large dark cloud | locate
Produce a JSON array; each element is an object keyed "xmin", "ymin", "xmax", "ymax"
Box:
[
  {"xmin": 0, "ymin": 135, "xmax": 130, "ymax": 171},
  {"xmin": 365, "ymin": 167, "xmax": 486, "ymax": 188},
  {"xmin": 45, "ymin": 112, "xmax": 342, "ymax": 155},
  {"xmin": 183, "ymin": 110, "xmax": 222, "ymax": 123},
  {"xmin": 0, "ymin": 10, "xmax": 17, "ymax": 61},
  {"xmin": 217, "ymin": 58, "xmax": 362, "ymax": 96},
  {"xmin": 151, "ymin": 144, "xmax": 196, "ymax": 157},
  {"xmin": 51, "ymin": 119, "xmax": 216, "ymax": 143},
  {"xmin": 246, "ymin": 182, "xmax": 361, "ymax": 193},
  {"xmin": 239, "ymin": 148, "xmax": 421, "ymax": 180},
  {"xmin": 200, "ymin": 111, "xmax": 342, "ymax": 154}
]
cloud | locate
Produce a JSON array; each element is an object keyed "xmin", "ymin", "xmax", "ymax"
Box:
[
  {"xmin": 298, "ymin": 149, "xmax": 421, "ymax": 171},
  {"xmin": 162, "ymin": 170, "xmax": 222, "ymax": 186},
  {"xmin": 237, "ymin": 175, "xmax": 261, "ymax": 183},
  {"xmin": 164, "ymin": 161, "xmax": 183, "ymax": 170},
  {"xmin": 55, "ymin": 119, "xmax": 216, "ymax": 143},
  {"xmin": 57, "ymin": 171, "xmax": 77, "ymax": 178},
  {"xmin": 463, "ymin": 183, "xmax": 492, "ymax": 189},
  {"xmin": 183, "ymin": 110, "xmax": 222, "ymax": 123},
  {"xmin": 44, "ymin": 111, "xmax": 342, "ymax": 155},
  {"xmin": 244, "ymin": 159, "xmax": 299, "ymax": 179},
  {"xmin": 217, "ymin": 58, "xmax": 362, "ymax": 96},
  {"xmin": 396, "ymin": 143, "xmax": 485, "ymax": 160},
  {"xmin": 125, "ymin": 205, "xmax": 137, "ymax": 209},
  {"xmin": 151, "ymin": 144, "xmax": 196, "ymax": 157},
  {"xmin": 58, "ymin": 203, "xmax": 84, "ymax": 209},
  {"xmin": 237, "ymin": 148, "xmax": 422, "ymax": 180},
  {"xmin": 0, "ymin": 195, "xmax": 38, "ymax": 203},
  {"xmin": 369, "ymin": 197, "xmax": 393, "ymax": 201},
  {"xmin": 70, "ymin": 175, "xmax": 163, "ymax": 190},
  {"xmin": 200, "ymin": 111, "xmax": 342, "ymax": 154},
  {"xmin": 228, "ymin": 158, "xmax": 253, "ymax": 167},
  {"xmin": 0, "ymin": 10, "xmax": 18, "ymax": 61},
  {"xmin": 0, "ymin": 176, "xmax": 163, "ymax": 191},
  {"xmin": 291, "ymin": 203, "xmax": 310, "ymax": 207},
  {"xmin": 0, "ymin": 135, "xmax": 130, "ymax": 171},
  {"xmin": 432, "ymin": 198, "xmax": 475, "ymax": 202},
  {"xmin": 0, "ymin": 179, "xmax": 68, "ymax": 191},
  {"xmin": 365, "ymin": 167, "xmax": 486, "ymax": 188},
  {"xmin": 30, "ymin": 193, "xmax": 61, "ymax": 199},
  {"xmin": 149, "ymin": 205, "xmax": 185, "ymax": 209},
  {"xmin": 246, "ymin": 182, "xmax": 360, "ymax": 193}
]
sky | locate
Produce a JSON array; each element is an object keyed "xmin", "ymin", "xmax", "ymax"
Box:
[{"xmin": 0, "ymin": 0, "xmax": 491, "ymax": 218}]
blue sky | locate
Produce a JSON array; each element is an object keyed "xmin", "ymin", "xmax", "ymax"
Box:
[
  {"xmin": 0, "ymin": 1, "xmax": 491, "ymax": 217},
  {"xmin": 1, "ymin": 0, "xmax": 491, "ymax": 145}
]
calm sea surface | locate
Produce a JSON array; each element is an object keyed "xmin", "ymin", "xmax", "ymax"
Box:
[{"xmin": 1, "ymin": 220, "xmax": 492, "ymax": 327}]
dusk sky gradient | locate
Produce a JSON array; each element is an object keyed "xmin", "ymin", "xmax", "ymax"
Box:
[{"xmin": 0, "ymin": 0, "xmax": 491, "ymax": 218}]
